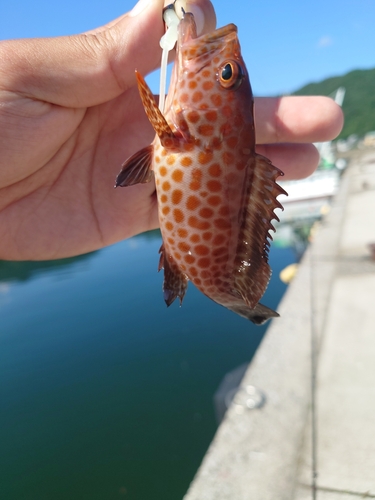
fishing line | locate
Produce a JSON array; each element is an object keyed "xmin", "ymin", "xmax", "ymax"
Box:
[{"xmin": 159, "ymin": 2, "xmax": 184, "ymax": 113}]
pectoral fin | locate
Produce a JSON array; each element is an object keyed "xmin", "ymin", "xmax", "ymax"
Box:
[{"xmin": 115, "ymin": 145, "xmax": 154, "ymax": 187}]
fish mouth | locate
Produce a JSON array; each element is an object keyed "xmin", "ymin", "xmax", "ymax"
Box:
[
  {"xmin": 200, "ymin": 23, "xmax": 238, "ymax": 43},
  {"xmin": 178, "ymin": 11, "xmax": 237, "ymax": 47}
]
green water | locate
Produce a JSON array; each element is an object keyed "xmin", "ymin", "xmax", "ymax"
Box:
[{"xmin": 0, "ymin": 231, "xmax": 295, "ymax": 500}]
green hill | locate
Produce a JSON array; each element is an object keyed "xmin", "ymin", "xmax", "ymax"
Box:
[{"xmin": 293, "ymin": 67, "xmax": 375, "ymax": 140}]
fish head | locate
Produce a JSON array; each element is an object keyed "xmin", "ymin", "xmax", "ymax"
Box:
[{"xmin": 164, "ymin": 13, "xmax": 255, "ymax": 150}]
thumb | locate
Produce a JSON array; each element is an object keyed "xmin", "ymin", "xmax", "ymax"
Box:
[{"xmin": 0, "ymin": 0, "xmax": 216, "ymax": 109}]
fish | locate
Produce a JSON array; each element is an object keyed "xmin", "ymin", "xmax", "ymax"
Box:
[{"xmin": 116, "ymin": 11, "xmax": 287, "ymax": 325}]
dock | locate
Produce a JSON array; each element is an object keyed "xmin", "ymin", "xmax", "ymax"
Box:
[{"xmin": 184, "ymin": 147, "xmax": 375, "ymax": 500}]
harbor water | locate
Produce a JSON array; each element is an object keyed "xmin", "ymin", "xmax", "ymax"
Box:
[{"xmin": 1, "ymin": 230, "xmax": 296, "ymax": 500}]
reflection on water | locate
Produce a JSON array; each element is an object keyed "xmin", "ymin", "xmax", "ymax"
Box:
[{"xmin": 0, "ymin": 230, "xmax": 298, "ymax": 500}]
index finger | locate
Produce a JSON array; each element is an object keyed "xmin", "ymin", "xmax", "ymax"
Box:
[{"xmin": 254, "ymin": 96, "xmax": 344, "ymax": 145}]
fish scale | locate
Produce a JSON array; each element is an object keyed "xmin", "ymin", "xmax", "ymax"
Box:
[{"xmin": 116, "ymin": 12, "xmax": 286, "ymax": 325}]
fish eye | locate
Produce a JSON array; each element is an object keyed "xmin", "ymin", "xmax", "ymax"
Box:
[{"xmin": 218, "ymin": 61, "xmax": 244, "ymax": 89}]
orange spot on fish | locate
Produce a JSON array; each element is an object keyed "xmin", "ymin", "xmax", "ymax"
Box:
[
  {"xmin": 180, "ymin": 156, "xmax": 193, "ymax": 167},
  {"xmin": 207, "ymin": 180, "xmax": 222, "ymax": 192},
  {"xmin": 211, "ymin": 137, "xmax": 222, "ymax": 149},
  {"xmin": 155, "ymin": 156, "xmax": 161, "ymax": 163},
  {"xmin": 199, "ymin": 103, "xmax": 209, "ymax": 110},
  {"xmin": 183, "ymin": 142, "xmax": 195, "ymax": 152},
  {"xmin": 190, "ymin": 234, "xmax": 200, "ymax": 243},
  {"xmin": 167, "ymin": 156, "xmax": 176, "ymax": 166},
  {"xmin": 197, "ymin": 257, "xmax": 210, "ymax": 268},
  {"xmin": 159, "ymin": 166, "xmax": 167, "ymax": 176},
  {"xmin": 173, "ymin": 208, "xmax": 184, "ymax": 223},
  {"xmin": 160, "ymin": 194, "xmax": 167, "ymax": 203},
  {"xmin": 198, "ymin": 124, "xmax": 214, "ymax": 137},
  {"xmin": 199, "ymin": 207, "xmax": 214, "ymax": 219},
  {"xmin": 198, "ymin": 151, "xmax": 213, "ymax": 165},
  {"xmin": 210, "ymin": 94, "xmax": 222, "ymax": 107},
  {"xmin": 236, "ymin": 161, "xmax": 246, "ymax": 171},
  {"xmin": 208, "ymin": 163, "xmax": 222, "ymax": 177},
  {"xmin": 177, "ymin": 228, "xmax": 188, "ymax": 238},
  {"xmin": 165, "ymin": 221, "xmax": 174, "ymax": 231},
  {"xmin": 192, "ymin": 91, "xmax": 203, "ymax": 103},
  {"xmin": 188, "ymin": 216, "xmax": 210, "ymax": 230},
  {"xmin": 186, "ymin": 195, "xmax": 201, "ymax": 211},
  {"xmin": 203, "ymin": 81, "xmax": 214, "ymax": 91},
  {"xmin": 205, "ymin": 110, "xmax": 218, "ymax": 122},
  {"xmin": 184, "ymin": 254, "xmax": 195, "ymax": 264},
  {"xmin": 195, "ymin": 244, "xmax": 209, "ymax": 256},
  {"xmin": 202, "ymin": 69, "xmax": 210, "ymax": 78},
  {"xmin": 189, "ymin": 80, "xmax": 197, "ymax": 89},
  {"xmin": 171, "ymin": 169, "xmax": 184, "ymax": 183},
  {"xmin": 190, "ymin": 267, "xmax": 198, "ymax": 277},
  {"xmin": 174, "ymin": 252, "xmax": 181, "ymax": 260},
  {"xmin": 180, "ymin": 93, "xmax": 189, "ymax": 103},
  {"xmin": 178, "ymin": 241, "xmax": 190, "ymax": 253},
  {"xmin": 207, "ymin": 195, "xmax": 221, "ymax": 206},
  {"xmin": 162, "ymin": 206, "xmax": 170, "ymax": 215},
  {"xmin": 187, "ymin": 111, "xmax": 200, "ymax": 123},
  {"xmin": 202, "ymin": 231, "xmax": 213, "ymax": 241},
  {"xmin": 171, "ymin": 189, "xmax": 183, "ymax": 205},
  {"xmin": 162, "ymin": 181, "xmax": 171, "ymax": 191}
]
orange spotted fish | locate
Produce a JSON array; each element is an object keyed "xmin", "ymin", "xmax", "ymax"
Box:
[{"xmin": 116, "ymin": 11, "xmax": 286, "ymax": 324}]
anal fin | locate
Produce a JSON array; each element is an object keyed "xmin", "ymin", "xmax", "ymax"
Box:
[
  {"xmin": 159, "ymin": 243, "xmax": 188, "ymax": 306},
  {"xmin": 115, "ymin": 145, "xmax": 154, "ymax": 187}
]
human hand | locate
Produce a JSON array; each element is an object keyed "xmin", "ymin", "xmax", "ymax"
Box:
[{"xmin": 0, "ymin": 0, "xmax": 343, "ymax": 261}]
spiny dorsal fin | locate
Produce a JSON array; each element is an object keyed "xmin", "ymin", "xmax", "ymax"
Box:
[
  {"xmin": 115, "ymin": 145, "xmax": 154, "ymax": 187},
  {"xmin": 135, "ymin": 71, "xmax": 181, "ymax": 150},
  {"xmin": 233, "ymin": 154, "xmax": 287, "ymax": 309}
]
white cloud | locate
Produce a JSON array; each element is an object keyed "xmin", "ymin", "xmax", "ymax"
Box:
[{"xmin": 317, "ymin": 36, "xmax": 333, "ymax": 48}]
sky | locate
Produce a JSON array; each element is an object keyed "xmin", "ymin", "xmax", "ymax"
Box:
[{"xmin": 1, "ymin": 0, "xmax": 374, "ymax": 96}]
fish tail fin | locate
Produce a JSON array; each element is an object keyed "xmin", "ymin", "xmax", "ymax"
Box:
[{"xmin": 228, "ymin": 302, "xmax": 279, "ymax": 325}]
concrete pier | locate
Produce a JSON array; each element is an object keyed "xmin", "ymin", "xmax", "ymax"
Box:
[{"xmin": 184, "ymin": 148, "xmax": 375, "ymax": 500}]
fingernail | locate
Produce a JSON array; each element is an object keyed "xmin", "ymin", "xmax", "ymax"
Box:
[
  {"xmin": 129, "ymin": 0, "xmax": 152, "ymax": 17},
  {"xmin": 187, "ymin": 4, "xmax": 205, "ymax": 35}
]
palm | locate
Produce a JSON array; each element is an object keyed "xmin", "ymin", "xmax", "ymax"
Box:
[{"xmin": 0, "ymin": 85, "xmax": 159, "ymax": 260}]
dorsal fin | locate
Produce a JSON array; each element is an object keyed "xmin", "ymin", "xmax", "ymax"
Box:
[
  {"xmin": 233, "ymin": 154, "xmax": 287, "ymax": 309},
  {"xmin": 135, "ymin": 71, "xmax": 181, "ymax": 150}
]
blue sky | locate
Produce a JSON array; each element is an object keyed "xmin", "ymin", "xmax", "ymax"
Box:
[{"xmin": 1, "ymin": 0, "xmax": 374, "ymax": 95}]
